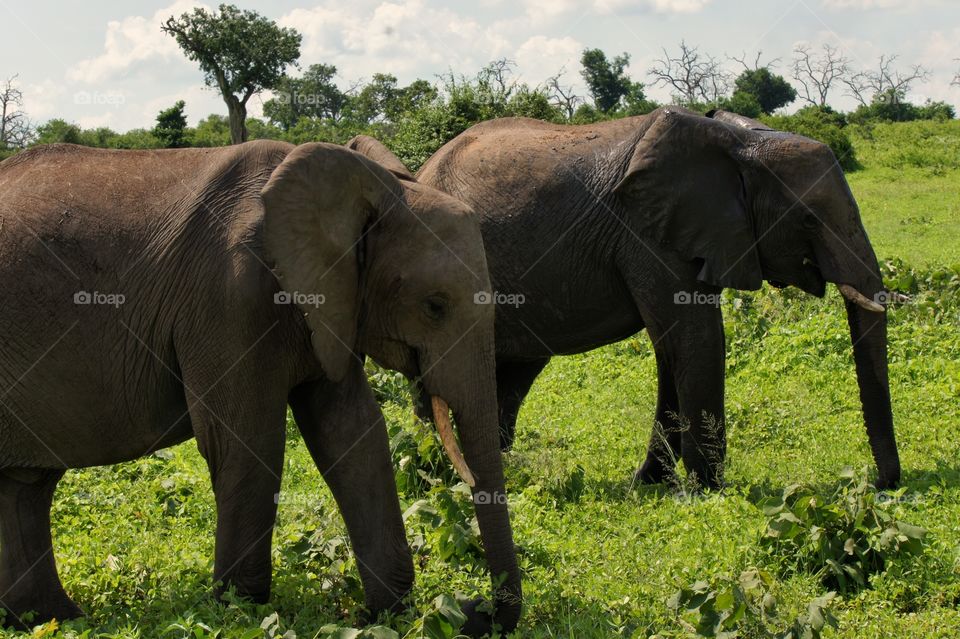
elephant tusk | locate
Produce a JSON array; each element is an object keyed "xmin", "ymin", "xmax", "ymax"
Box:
[
  {"xmin": 431, "ymin": 396, "xmax": 477, "ymax": 487},
  {"xmin": 838, "ymin": 283, "xmax": 885, "ymax": 313}
]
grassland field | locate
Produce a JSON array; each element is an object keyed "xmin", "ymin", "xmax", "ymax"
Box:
[{"xmin": 3, "ymin": 120, "xmax": 959, "ymax": 638}]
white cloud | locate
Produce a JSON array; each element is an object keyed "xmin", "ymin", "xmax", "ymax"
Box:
[
  {"xmin": 820, "ymin": 0, "xmax": 943, "ymax": 9},
  {"xmin": 513, "ymin": 35, "xmax": 583, "ymax": 87},
  {"xmin": 68, "ymin": 1, "xmax": 206, "ymax": 84},
  {"xmin": 522, "ymin": 0, "xmax": 579, "ymax": 22},
  {"xmin": 594, "ymin": 0, "xmax": 712, "ymax": 14},
  {"xmin": 281, "ymin": 1, "xmax": 509, "ymax": 84},
  {"xmin": 21, "ymin": 79, "xmax": 66, "ymax": 123}
]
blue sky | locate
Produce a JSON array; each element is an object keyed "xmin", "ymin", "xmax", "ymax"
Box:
[{"xmin": 2, "ymin": 0, "xmax": 957, "ymax": 131}]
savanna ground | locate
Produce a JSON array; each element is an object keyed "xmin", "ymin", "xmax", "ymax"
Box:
[{"xmin": 4, "ymin": 120, "xmax": 959, "ymax": 638}]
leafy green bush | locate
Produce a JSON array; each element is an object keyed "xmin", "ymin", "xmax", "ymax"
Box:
[
  {"xmin": 847, "ymin": 90, "xmax": 956, "ymax": 125},
  {"xmin": 759, "ymin": 469, "xmax": 926, "ymax": 593},
  {"xmin": 317, "ymin": 595, "xmax": 467, "ymax": 639},
  {"xmin": 716, "ymin": 91, "xmax": 763, "ymax": 118},
  {"xmin": 880, "ymin": 258, "xmax": 960, "ymax": 320},
  {"xmin": 665, "ymin": 569, "xmax": 836, "ymax": 639},
  {"xmin": 763, "ymin": 106, "xmax": 859, "ymax": 171}
]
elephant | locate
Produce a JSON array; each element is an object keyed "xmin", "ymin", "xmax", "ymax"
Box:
[
  {"xmin": 0, "ymin": 140, "xmax": 520, "ymax": 635},
  {"xmin": 347, "ymin": 106, "xmax": 900, "ymax": 491}
]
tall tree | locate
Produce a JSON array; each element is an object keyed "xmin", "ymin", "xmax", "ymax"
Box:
[
  {"xmin": 349, "ymin": 73, "xmax": 400, "ymax": 124},
  {"xmin": 648, "ymin": 41, "xmax": 729, "ymax": 105},
  {"xmin": 263, "ymin": 63, "xmax": 348, "ymax": 129},
  {"xmin": 733, "ymin": 68, "xmax": 796, "ymax": 114},
  {"xmin": 843, "ymin": 54, "xmax": 929, "ymax": 106},
  {"xmin": 1, "ymin": 75, "xmax": 32, "ymax": 149},
  {"xmin": 546, "ymin": 69, "xmax": 583, "ymax": 120},
  {"xmin": 791, "ymin": 44, "xmax": 849, "ymax": 108},
  {"xmin": 153, "ymin": 100, "xmax": 188, "ymax": 148},
  {"xmin": 580, "ymin": 49, "xmax": 636, "ymax": 113},
  {"xmin": 162, "ymin": 4, "xmax": 301, "ymax": 144}
]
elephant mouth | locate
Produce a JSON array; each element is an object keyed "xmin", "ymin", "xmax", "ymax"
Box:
[
  {"xmin": 414, "ymin": 351, "xmax": 477, "ymax": 487},
  {"xmin": 765, "ymin": 260, "xmax": 826, "ymax": 297}
]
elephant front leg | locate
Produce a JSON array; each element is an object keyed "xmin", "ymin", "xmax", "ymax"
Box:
[
  {"xmin": 636, "ymin": 351, "xmax": 683, "ymax": 485},
  {"xmin": 290, "ymin": 365, "xmax": 414, "ymax": 619},
  {"xmin": 190, "ymin": 392, "xmax": 287, "ymax": 603},
  {"xmin": 672, "ymin": 311, "xmax": 727, "ymax": 490}
]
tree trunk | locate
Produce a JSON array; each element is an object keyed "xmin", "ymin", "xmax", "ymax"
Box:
[{"xmin": 225, "ymin": 96, "xmax": 248, "ymax": 145}]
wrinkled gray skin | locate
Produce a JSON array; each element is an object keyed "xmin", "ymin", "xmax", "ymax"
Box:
[
  {"xmin": 0, "ymin": 141, "xmax": 520, "ymax": 635},
  {"xmin": 352, "ymin": 107, "xmax": 900, "ymax": 491}
]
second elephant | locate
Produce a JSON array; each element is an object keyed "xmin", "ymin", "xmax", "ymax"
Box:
[{"xmin": 350, "ymin": 106, "xmax": 901, "ymax": 490}]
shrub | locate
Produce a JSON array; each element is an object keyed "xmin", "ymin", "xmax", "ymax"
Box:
[
  {"xmin": 716, "ymin": 90, "xmax": 763, "ymax": 118},
  {"xmin": 665, "ymin": 569, "xmax": 837, "ymax": 639},
  {"xmin": 763, "ymin": 106, "xmax": 859, "ymax": 171},
  {"xmin": 759, "ymin": 468, "xmax": 926, "ymax": 593}
]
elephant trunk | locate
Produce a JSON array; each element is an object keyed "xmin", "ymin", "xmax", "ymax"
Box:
[
  {"xmin": 844, "ymin": 291, "xmax": 900, "ymax": 489},
  {"xmin": 423, "ymin": 335, "xmax": 522, "ymax": 635},
  {"xmin": 816, "ymin": 221, "xmax": 901, "ymax": 489},
  {"xmin": 449, "ymin": 396, "xmax": 522, "ymax": 634}
]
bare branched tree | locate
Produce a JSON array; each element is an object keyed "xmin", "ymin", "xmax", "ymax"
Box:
[
  {"xmin": 648, "ymin": 41, "xmax": 730, "ymax": 105},
  {"xmin": 951, "ymin": 59, "xmax": 959, "ymax": 88},
  {"xmin": 484, "ymin": 58, "xmax": 517, "ymax": 97},
  {"xmin": 791, "ymin": 44, "xmax": 850, "ymax": 107},
  {"xmin": 0, "ymin": 75, "xmax": 32, "ymax": 149},
  {"xmin": 546, "ymin": 68, "xmax": 583, "ymax": 120},
  {"xmin": 844, "ymin": 54, "xmax": 929, "ymax": 106},
  {"xmin": 728, "ymin": 50, "xmax": 780, "ymax": 72}
]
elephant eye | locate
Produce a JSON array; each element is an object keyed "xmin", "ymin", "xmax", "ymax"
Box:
[
  {"xmin": 422, "ymin": 294, "xmax": 448, "ymax": 322},
  {"xmin": 801, "ymin": 212, "xmax": 820, "ymax": 231}
]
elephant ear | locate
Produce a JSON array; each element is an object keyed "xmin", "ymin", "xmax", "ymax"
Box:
[
  {"xmin": 345, "ymin": 135, "xmax": 415, "ymax": 182},
  {"xmin": 261, "ymin": 142, "xmax": 404, "ymax": 382},
  {"xmin": 614, "ymin": 108, "xmax": 763, "ymax": 290}
]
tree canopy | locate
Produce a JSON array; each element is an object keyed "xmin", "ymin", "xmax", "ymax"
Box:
[
  {"xmin": 162, "ymin": 3, "xmax": 301, "ymax": 144},
  {"xmin": 733, "ymin": 67, "xmax": 797, "ymax": 114},
  {"xmin": 580, "ymin": 49, "xmax": 639, "ymax": 113},
  {"xmin": 153, "ymin": 101, "xmax": 188, "ymax": 148}
]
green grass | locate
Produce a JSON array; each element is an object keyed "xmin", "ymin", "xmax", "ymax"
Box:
[
  {"xmin": 848, "ymin": 120, "xmax": 960, "ymax": 267},
  {"xmin": 4, "ymin": 120, "xmax": 960, "ymax": 638}
]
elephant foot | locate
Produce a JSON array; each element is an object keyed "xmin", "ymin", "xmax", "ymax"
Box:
[
  {"xmin": 459, "ymin": 598, "xmax": 494, "ymax": 638},
  {"xmin": 634, "ymin": 459, "xmax": 675, "ymax": 485},
  {"xmin": 0, "ymin": 589, "xmax": 83, "ymax": 630},
  {"xmin": 459, "ymin": 596, "xmax": 521, "ymax": 638},
  {"xmin": 213, "ymin": 582, "xmax": 271, "ymax": 605},
  {"xmin": 874, "ymin": 474, "xmax": 900, "ymax": 491}
]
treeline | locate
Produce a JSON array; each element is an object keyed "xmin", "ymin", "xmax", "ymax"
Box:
[{"xmin": 2, "ymin": 3, "xmax": 957, "ymax": 171}]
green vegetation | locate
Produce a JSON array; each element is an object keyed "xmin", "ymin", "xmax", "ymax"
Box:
[{"xmin": 1, "ymin": 119, "xmax": 957, "ymax": 638}]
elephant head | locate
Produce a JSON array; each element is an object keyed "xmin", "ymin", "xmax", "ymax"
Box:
[
  {"xmin": 259, "ymin": 142, "xmax": 521, "ymax": 633},
  {"xmin": 614, "ymin": 107, "xmax": 900, "ymax": 489}
]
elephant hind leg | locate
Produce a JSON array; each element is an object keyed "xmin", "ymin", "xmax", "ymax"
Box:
[
  {"xmin": 0, "ymin": 468, "xmax": 81, "ymax": 629},
  {"xmin": 496, "ymin": 358, "xmax": 549, "ymax": 450}
]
